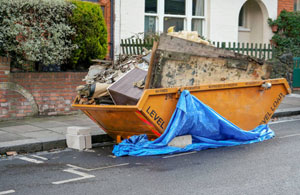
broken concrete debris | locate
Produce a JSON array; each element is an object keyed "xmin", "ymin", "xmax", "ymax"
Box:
[
  {"xmin": 76, "ymin": 31, "xmax": 272, "ymax": 106},
  {"xmin": 76, "ymin": 53, "xmax": 150, "ymax": 105},
  {"xmin": 147, "ymin": 34, "xmax": 271, "ymax": 88}
]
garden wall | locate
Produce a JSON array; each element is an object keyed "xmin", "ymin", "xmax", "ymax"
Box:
[{"xmin": 0, "ymin": 56, "xmax": 86, "ymax": 121}]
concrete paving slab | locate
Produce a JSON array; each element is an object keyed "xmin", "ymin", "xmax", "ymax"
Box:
[
  {"xmin": 47, "ymin": 127, "xmax": 68, "ymax": 135},
  {"xmin": 26, "ymin": 120, "xmax": 69, "ymax": 128},
  {"xmin": 63, "ymin": 119, "xmax": 95, "ymax": 126},
  {"xmin": 0, "ymin": 125, "xmax": 43, "ymax": 134},
  {"xmin": 20, "ymin": 130, "xmax": 65, "ymax": 139},
  {"xmin": 0, "ymin": 132, "xmax": 27, "ymax": 142},
  {"xmin": 0, "ymin": 121, "xmax": 24, "ymax": 128}
]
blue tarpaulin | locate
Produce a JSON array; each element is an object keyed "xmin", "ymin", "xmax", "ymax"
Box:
[{"xmin": 113, "ymin": 90, "xmax": 274, "ymax": 157}]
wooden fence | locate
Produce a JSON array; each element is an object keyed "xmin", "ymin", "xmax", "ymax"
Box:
[{"xmin": 120, "ymin": 38, "xmax": 274, "ymax": 60}]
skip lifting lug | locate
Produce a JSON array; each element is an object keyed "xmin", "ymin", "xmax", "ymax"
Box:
[
  {"xmin": 175, "ymin": 89, "xmax": 182, "ymax": 99},
  {"xmin": 260, "ymin": 82, "xmax": 272, "ymax": 90}
]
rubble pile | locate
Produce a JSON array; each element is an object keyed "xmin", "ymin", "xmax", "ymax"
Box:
[{"xmin": 76, "ymin": 52, "xmax": 150, "ymax": 105}]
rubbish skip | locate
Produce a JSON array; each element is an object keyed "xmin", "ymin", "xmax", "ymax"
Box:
[
  {"xmin": 112, "ymin": 90, "xmax": 275, "ymax": 157},
  {"xmin": 72, "ymin": 78, "xmax": 291, "ymax": 142},
  {"xmin": 73, "ymin": 32, "xmax": 291, "ymax": 146}
]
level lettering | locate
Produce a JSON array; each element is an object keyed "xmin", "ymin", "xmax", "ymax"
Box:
[
  {"xmin": 259, "ymin": 92, "xmax": 285, "ymax": 125},
  {"xmin": 146, "ymin": 106, "xmax": 165, "ymax": 129}
]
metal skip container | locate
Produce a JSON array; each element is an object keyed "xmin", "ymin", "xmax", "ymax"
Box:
[{"xmin": 72, "ymin": 78, "xmax": 291, "ymax": 143}]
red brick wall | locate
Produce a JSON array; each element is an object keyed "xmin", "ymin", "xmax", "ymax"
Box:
[
  {"xmin": 1, "ymin": 90, "xmax": 32, "ymax": 119},
  {"xmin": 0, "ymin": 56, "xmax": 87, "ymax": 121},
  {"xmin": 99, "ymin": 0, "xmax": 112, "ymax": 59},
  {"xmin": 11, "ymin": 72, "xmax": 86, "ymax": 116},
  {"xmin": 278, "ymin": 0, "xmax": 294, "ymax": 15}
]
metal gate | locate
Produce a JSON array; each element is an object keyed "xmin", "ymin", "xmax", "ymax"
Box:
[{"xmin": 293, "ymin": 57, "xmax": 300, "ymax": 88}]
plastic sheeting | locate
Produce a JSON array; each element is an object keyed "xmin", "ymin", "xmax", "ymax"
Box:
[{"xmin": 113, "ymin": 90, "xmax": 274, "ymax": 157}]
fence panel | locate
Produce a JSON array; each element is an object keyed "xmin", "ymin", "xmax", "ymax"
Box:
[
  {"xmin": 120, "ymin": 38, "xmax": 274, "ymax": 59},
  {"xmin": 293, "ymin": 57, "xmax": 300, "ymax": 88}
]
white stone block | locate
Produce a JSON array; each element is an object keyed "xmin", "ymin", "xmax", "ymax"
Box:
[
  {"xmin": 67, "ymin": 126, "xmax": 91, "ymax": 136},
  {"xmin": 85, "ymin": 135, "xmax": 92, "ymax": 149},
  {"xmin": 66, "ymin": 134, "xmax": 86, "ymax": 150},
  {"xmin": 168, "ymin": 135, "xmax": 192, "ymax": 148}
]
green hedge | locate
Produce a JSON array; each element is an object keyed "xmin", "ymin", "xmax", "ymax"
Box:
[
  {"xmin": 0, "ymin": 0, "xmax": 108, "ymax": 71},
  {"xmin": 0, "ymin": 0, "xmax": 76, "ymax": 70},
  {"xmin": 68, "ymin": 0, "xmax": 107, "ymax": 70}
]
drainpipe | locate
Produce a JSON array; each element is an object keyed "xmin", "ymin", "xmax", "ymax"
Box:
[{"xmin": 110, "ymin": 0, "xmax": 114, "ymax": 60}]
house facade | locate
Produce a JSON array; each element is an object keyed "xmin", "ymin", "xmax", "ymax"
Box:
[{"xmin": 113, "ymin": 0, "xmax": 295, "ymax": 58}]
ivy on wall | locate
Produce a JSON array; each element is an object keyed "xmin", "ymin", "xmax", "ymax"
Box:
[{"xmin": 268, "ymin": 10, "xmax": 300, "ymax": 57}]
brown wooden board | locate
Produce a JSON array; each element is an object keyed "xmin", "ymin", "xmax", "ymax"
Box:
[
  {"xmin": 148, "ymin": 34, "xmax": 271, "ymax": 89},
  {"xmin": 108, "ymin": 68, "xmax": 147, "ymax": 105}
]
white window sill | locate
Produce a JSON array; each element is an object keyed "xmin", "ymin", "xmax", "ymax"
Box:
[{"xmin": 238, "ymin": 27, "xmax": 251, "ymax": 32}]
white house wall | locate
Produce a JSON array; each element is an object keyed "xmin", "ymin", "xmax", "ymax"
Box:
[
  {"xmin": 114, "ymin": 0, "xmax": 145, "ymax": 58},
  {"xmin": 208, "ymin": 0, "xmax": 277, "ymax": 43},
  {"xmin": 114, "ymin": 0, "xmax": 278, "ymax": 58}
]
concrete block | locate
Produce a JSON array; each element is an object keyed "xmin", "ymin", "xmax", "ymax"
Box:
[
  {"xmin": 67, "ymin": 126, "xmax": 91, "ymax": 136},
  {"xmin": 66, "ymin": 134, "xmax": 86, "ymax": 150},
  {"xmin": 168, "ymin": 135, "xmax": 192, "ymax": 148},
  {"xmin": 85, "ymin": 135, "xmax": 92, "ymax": 149}
]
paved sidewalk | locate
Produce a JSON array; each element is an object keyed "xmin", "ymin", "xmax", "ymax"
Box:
[
  {"xmin": 0, "ymin": 94, "xmax": 300, "ymax": 154},
  {"xmin": 0, "ymin": 114, "xmax": 111, "ymax": 154}
]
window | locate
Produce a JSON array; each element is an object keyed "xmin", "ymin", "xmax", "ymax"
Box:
[
  {"xmin": 144, "ymin": 0, "xmax": 206, "ymax": 36},
  {"xmin": 238, "ymin": 6, "xmax": 245, "ymax": 27},
  {"xmin": 165, "ymin": 0, "xmax": 186, "ymax": 15},
  {"xmin": 295, "ymin": 0, "xmax": 300, "ymax": 11},
  {"xmin": 145, "ymin": 0, "xmax": 157, "ymax": 13},
  {"xmin": 145, "ymin": 0, "xmax": 158, "ymax": 36}
]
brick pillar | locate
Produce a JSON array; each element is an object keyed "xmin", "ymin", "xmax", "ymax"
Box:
[
  {"xmin": 278, "ymin": 0, "xmax": 294, "ymax": 15},
  {"xmin": 0, "ymin": 56, "xmax": 11, "ymax": 82}
]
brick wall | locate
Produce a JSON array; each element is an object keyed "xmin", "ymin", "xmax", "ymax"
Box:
[
  {"xmin": 0, "ymin": 56, "xmax": 87, "ymax": 121},
  {"xmin": 278, "ymin": 0, "xmax": 294, "ymax": 15},
  {"xmin": 99, "ymin": 0, "xmax": 112, "ymax": 59}
]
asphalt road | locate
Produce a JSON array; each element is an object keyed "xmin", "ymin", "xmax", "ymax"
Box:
[{"xmin": 1, "ymin": 117, "xmax": 300, "ymax": 195}]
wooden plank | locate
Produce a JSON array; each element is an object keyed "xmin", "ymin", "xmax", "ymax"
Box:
[
  {"xmin": 267, "ymin": 44, "xmax": 271, "ymax": 59},
  {"xmin": 263, "ymin": 43, "xmax": 266, "ymax": 59},
  {"xmin": 255, "ymin": 43, "xmax": 258, "ymax": 58},
  {"xmin": 138, "ymin": 39, "xmax": 143, "ymax": 54},
  {"xmin": 121, "ymin": 39, "xmax": 125, "ymax": 55},
  {"xmin": 144, "ymin": 41, "xmax": 158, "ymax": 89},
  {"xmin": 241, "ymin": 43, "xmax": 245, "ymax": 55},
  {"xmin": 259, "ymin": 43, "xmax": 262, "ymax": 59},
  {"xmin": 125, "ymin": 39, "xmax": 129, "ymax": 55},
  {"xmin": 246, "ymin": 43, "xmax": 249, "ymax": 56}
]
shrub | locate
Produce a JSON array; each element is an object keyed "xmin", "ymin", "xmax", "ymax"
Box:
[
  {"xmin": 268, "ymin": 10, "xmax": 300, "ymax": 57},
  {"xmin": 68, "ymin": 0, "xmax": 107, "ymax": 69},
  {"xmin": 0, "ymin": 0, "xmax": 76, "ymax": 70}
]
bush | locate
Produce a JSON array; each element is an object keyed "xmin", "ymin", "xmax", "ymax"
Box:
[
  {"xmin": 0, "ymin": 0, "xmax": 76, "ymax": 70},
  {"xmin": 268, "ymin": 10, "xmax": 300, "ymax": 57},
  {"xmin": 68, "ymin": 0, "xmax": 107, "ymax": 69}
]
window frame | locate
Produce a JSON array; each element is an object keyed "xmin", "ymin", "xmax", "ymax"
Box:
[
  {"xmin": 295, "ymin": 0, "xmax": 300, "ymax": 11},
  {"xmin": 144, "ymin": 0, "xmax": 206, "ymax": 36}
]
